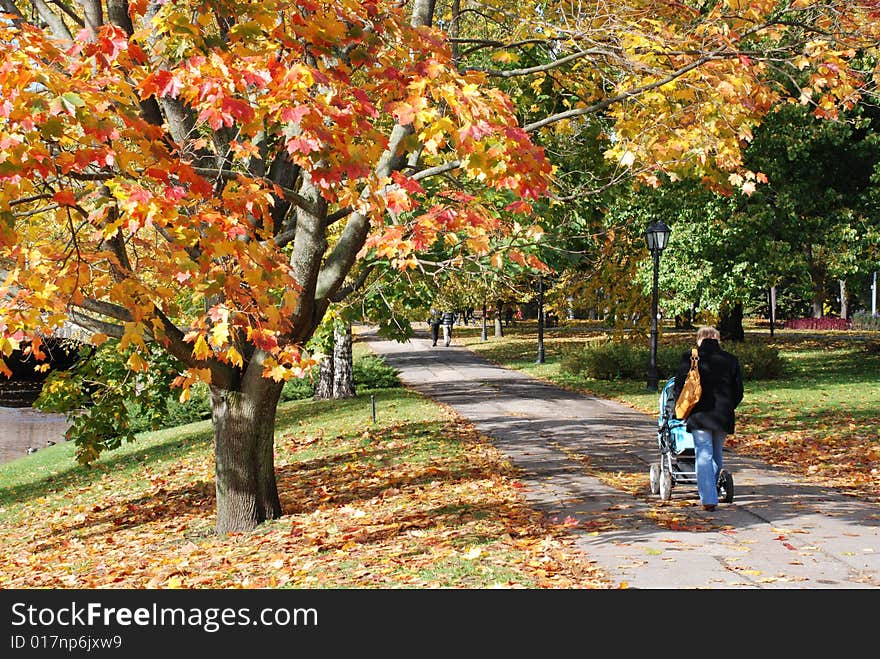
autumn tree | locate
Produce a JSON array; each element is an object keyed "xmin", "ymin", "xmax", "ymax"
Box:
[
  {"xmin": 0, "ymin": 0, "xmax": 550, "ymax": 533},
  {"xmin": 2, "ymin": 0, "xmax": 879, "ymax": 534}
]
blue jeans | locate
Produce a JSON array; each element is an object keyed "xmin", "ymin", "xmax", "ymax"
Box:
[{"xmin": 691, "ymin": 429, "xmax": 726, "ymax": 505}]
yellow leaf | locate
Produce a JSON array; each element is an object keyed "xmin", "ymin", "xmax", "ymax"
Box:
[
  {"xmin": 491, "ymin": 51, "xmax": 518, "ymax": 64},
  {"xmin": 226, "ymin": 346, "xmax": 243, "ymax": 368},
  {"xmin": 210, "ymin": 321, "xmax": 229, "ymax": 348},
  {"xmin": 126, "ymin": 351, "xmax": 149, "ymax": 372},
  {"xmin": 192, "ymin": 334, "xmax": 211, "ymax": 360},
  {"xmin": 90, "ymin": 333, "xmax": 109, "ymax": 346}
]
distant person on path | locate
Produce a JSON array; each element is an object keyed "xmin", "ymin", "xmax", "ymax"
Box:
[
  {"xmin": 427, "ymin": 309, "xmax": 441, "ymax": 347},
  {"xmin": 440, "ymin": 310, "xmax": 456, "ymax": 346},
  {"xmin": 673, "ymin": 325, "xmax": 744, "ymax": 511}
]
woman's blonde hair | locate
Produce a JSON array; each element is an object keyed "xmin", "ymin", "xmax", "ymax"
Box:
[{"xmin": 696, "ymin": 326, "xmax": 720, "ymax": 345}]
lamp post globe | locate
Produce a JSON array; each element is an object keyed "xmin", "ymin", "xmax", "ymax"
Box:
[{"xmin": 645, "ymin": 221, "xmax": 671, "ymax": 391}]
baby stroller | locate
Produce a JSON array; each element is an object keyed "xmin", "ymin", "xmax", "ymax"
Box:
[{"xmin": 649, "ymin": 377, "xmax": 734, "ymax": 503}]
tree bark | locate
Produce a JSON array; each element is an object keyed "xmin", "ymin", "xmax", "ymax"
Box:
[
  {"xmin": 805, "ymin": 246, "xmax": 825, "ymax": 318},
  {"xmin": 839, "ymin": 279, "xmax": 847, "ymax": 319},
  {"xmin": 314, "ymin": 353, "xmax": 334, "ymax": 400},
  {"xmin": 494, "ymin": 301, "xmax": 504, "ymax": 337},
  {"xmin": 210, "ymin": 354, "xmax": 284, "ymax": 535},
  {"xmin": 332, "ymin": 323, "xmax": 355, "ymax": 399}
]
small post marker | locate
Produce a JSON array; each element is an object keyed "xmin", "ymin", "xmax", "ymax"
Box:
[{"xmin": 371, "ymin": 394, "xmax": 376, "ymax": 423}]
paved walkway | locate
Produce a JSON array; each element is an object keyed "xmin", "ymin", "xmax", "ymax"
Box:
[{"xmin": 362, "ymin": 328, "xmax": 880, "ymax": 589}]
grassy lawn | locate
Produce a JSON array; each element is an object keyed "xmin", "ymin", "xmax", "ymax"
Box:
[
  {"xmin": 0, "ymin": 386, "xmax": 610, "ymax": 589},
  {"xmin": 455, "ymin": 320, "xmax": 880, "ymax": 502}
]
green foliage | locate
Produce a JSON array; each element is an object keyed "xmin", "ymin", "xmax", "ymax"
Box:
[
  {"xmin": 725, "ymin": 343, "xmax": 785, "ymax": 380},
  {"xmin": 35, "ymin": 341, "xmax": 189, "ymax": 464},
  {"xmin": 353, "ymin": 354, "xmax": 401, "ymax": 389},
  {"xmin": 852, "ymin": 312, "xmax": 880, "ymax": 331},
  {"xmin": 281, "ymin": 352, "xmax": 401, "ymax": 402},
  {"xmin": 560, "ymin": 340, "xmax": 783, "ymax": 381},
  {"xmin": 128, "ymin": 383, "xmax": 212, "ymax": 433},
  {"xmin": 281, "ymin": 375, "xmax": 316, "ymax": 402},
  {"xmin": 560, "ymin": 341, "xmax": 680, "ymax": 380}
]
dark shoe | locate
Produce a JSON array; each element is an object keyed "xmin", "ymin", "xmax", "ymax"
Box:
[{"xmin": 702, "ymin": 504, "xmax": 716, "ymax": 511}]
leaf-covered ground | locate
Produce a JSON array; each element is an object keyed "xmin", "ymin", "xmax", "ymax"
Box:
[{"xmin": 0, "ymin": 390, "xmax": 612, "ymax": 589}]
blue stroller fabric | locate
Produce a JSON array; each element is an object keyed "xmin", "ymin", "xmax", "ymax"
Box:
[{"xmin": 659, "ymin": 377, "xmax": 694, "ymax": 454}]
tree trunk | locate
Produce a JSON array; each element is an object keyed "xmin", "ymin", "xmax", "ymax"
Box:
[
  {"xmin": 768, "ymin": 286, "xmax": 777, "ymax": 336},
  {"xmin": 805, "ymin": 247, "xmax": 825, "ymax": 318},
  {"xmin": 494, "ymin": 301, "xmax": 504, "ymax": 337},
  {"xmin": 718, "ymin": 302, "xmax": 744, "ymax": 342},
  {"xmin": 332, "ymin": 323, "xmax": 355, "ymax": 398},
  {"xmin": 211, "ymin": 355, "xmax": 284, "ymax": 535},
  {"xmin": 314, "ymin": 354, "xmax": 334, "ymax": 400},
  {"xmin": 839, "ymin": 279, "xmax": 847, "ymax": 319}
]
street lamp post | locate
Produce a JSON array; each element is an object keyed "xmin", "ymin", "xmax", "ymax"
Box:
[
  {"xmin": 645, "ymin": 221, "xmax": 672, "ymax": 391},
  {"xmin": 536, "ymin": 274, "xmax": 545, "ymax": 364}
]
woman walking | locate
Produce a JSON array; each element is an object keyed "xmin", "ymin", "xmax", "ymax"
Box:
[{"xmin": 673, "ymin": 326, "xmax": 744, "ymax": 511}]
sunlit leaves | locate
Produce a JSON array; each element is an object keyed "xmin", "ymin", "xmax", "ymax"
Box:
[{"xmin": 0, "ymin": 0, "xmax": 552, "ymax": 402}]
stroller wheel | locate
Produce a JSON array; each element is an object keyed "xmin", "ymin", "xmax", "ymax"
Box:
[
  {"xmin": 659, "ymin": 470, "xmax": 673, "ymax": 501},
  {"xmin": 717, "ymin": 469, "xmax": 734, "ymax": 503},
  {"xmin": 649, "ymin": 463, "xmax": 661, "ymax": 495}
]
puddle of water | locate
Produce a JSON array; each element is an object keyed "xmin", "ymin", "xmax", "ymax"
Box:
[{"xmin": 0, "ymin": 407, "xmax": 70, "ymax": 466}]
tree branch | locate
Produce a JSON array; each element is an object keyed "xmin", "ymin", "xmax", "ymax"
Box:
[
  {"xmin": 474, "ymin": 49, "xmax": 616, "ymax": 78},
  {"xmin": 523, "ymin": 53, "xmax": 722, "ymax": 133},
  {"xmin": 68, "ymin": 309, "xmax": 124, "ymax": 338}
]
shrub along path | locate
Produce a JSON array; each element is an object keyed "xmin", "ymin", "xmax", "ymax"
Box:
[{"xmin": 363, "ymin": 328, "xmax": 880, "ymax": 589}]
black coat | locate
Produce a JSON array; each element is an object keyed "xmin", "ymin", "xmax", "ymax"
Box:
[{"xmin": 673, "ymin": 338, "xmax": 744, "ymax": 434}]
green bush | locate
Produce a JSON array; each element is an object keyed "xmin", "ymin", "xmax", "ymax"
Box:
[
  {"xmin": 851, "ymin": 312, "xmax": 880, "ymax": 331},
  {"xmin": 353, "ymin": 354, "xmax": 401, "ymax": 389},
  {"xmin": 561, "ymin": 341, "xmax": 677, "ymax": 380},
  {"xmin": 128, "ymin": 382, "xmax": 212, "ymax": 433},
  {"xmin": 560, "ymin": 340, "xmax": 783, "ymax": 381},
  {"xmin": 281, "ymin": 375, "xmax": 316, "ymax": 401},
  {"xmin": 726, "ymin": 343, "xmax": 784, "ymax": 380}
]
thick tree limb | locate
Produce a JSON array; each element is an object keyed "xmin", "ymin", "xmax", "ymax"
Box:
[
  {"xmin": 30, "ymin": 0, "xmax": 73, "ymax": 40},
  {"xmin": 0, "ymin": 0, "xmax": 24, "ymax": 21},
  {"xmin": 68, "ymin": 309, "xmax": 124, "ymax": 338},
  {"xmin": 314, "ymin": 123, "xmax": 412, "ymax": 304},
  {"xmin": 78, "ymin": 297, "xmax": 133, "ymax": 322},
  {"xmin": 77, "ymin": 0, "xmax": 102, "ymax": 34}
]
